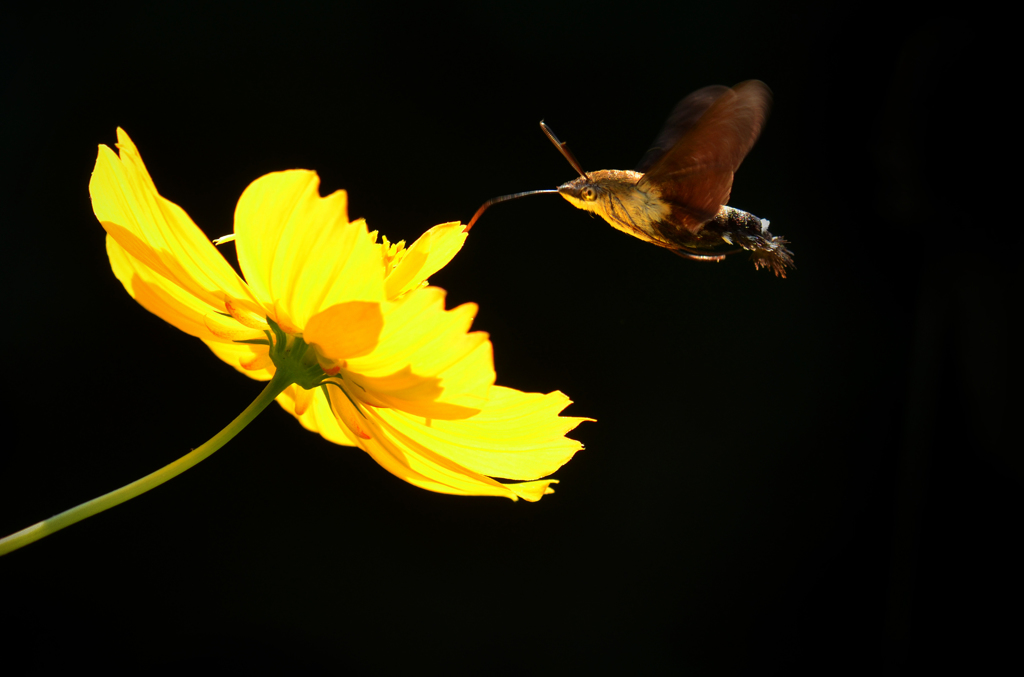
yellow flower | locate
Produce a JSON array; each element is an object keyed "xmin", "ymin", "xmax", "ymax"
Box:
[{"xmin": 90, "ymin": 128, "xmax": 589, "ymax": 501}]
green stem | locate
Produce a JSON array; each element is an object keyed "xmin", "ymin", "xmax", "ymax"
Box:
[{"xmin": 0, "ymin": 372, "xmax": 294, "ymax": 557}]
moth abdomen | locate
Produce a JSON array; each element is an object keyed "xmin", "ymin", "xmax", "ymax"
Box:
[{"xmin": 711, "ymin": 206, "xmax": 794, "ymax": 277}]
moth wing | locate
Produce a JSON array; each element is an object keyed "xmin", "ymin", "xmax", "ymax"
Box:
[
  {"xmin": 638, "ymin": 80, "xmax": 772, "ymax": 234},
  {"xmin": 635, "ymin": 85, "xmax": 731, "ymax": 173}
]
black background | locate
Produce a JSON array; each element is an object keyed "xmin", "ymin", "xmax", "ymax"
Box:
[{"xmin": 2, "ymin": 2, "xmax": 1016, "ymax": 674}]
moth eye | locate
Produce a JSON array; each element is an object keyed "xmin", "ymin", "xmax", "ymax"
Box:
[{"xmin": 582, "ymin": 186, "xmax": 597, "ymax": 201}]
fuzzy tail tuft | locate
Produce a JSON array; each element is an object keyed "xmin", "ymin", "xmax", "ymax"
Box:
[{"xmin": 748, "ymin": 235, "xmax": 795, "ymax": 278}]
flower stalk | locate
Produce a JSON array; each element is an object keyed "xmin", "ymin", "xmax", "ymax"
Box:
[{"xmin": 0, "ymin": 371, "xmax": 294, "ymax": 557}]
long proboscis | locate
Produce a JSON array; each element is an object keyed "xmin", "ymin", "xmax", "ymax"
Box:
[
  {"xmin": 464, "ymin": 189, "xmax": 559, "ymax": 232},
  {"xmin": 464, "ymin": 120, "xmax": 585, "ymax": 232}
]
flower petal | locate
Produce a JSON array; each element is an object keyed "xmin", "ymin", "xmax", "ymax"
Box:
[
  {"xmin": 106, "ymin": 234, "xmax": 215, "ymax": 339},
  {"xmin": 233, "ymin": 171, "xmax": 385, "ymax": 332},
  {"xmin": 359, "ymin": 405, "xmax": 535, "ymax": 500},
  {"xmin": 276, "ymin": 384, "xmax": 359, "ymax": 448},
  {"xmin": 280, "ymin": 381, "xmax": 587, "ymax": 501},
  {"xmin": 108, "ymin": 232, "xmax": 275, "ymax": 379},
  {"xmin": 91, "ymin": 129, "xmax": 260, "ymax": 318},
  {"xmin": 304, "ymin": 301, "xmax": 384, "ymax": 362},
  {"xmin": 356, "ymin": 398, "xmax": 580, "ymax": 501},
  {"xmin": 384, "ymin": 222, "xmax": 467, "ymax": 299},
  {"xmin": 506, "ymin": 480, "xmax": 559, "ymax": 502},
  {"xmin": 374, "ymin": 386, "xmax": 590, "ymax": 480},
  {"xmin": 204, "ymin": 339, "xmax": 275, "ymax": 380},
  {"xmin": 345, "ymin": 287, "xmax": 493, "ymax": 417}
]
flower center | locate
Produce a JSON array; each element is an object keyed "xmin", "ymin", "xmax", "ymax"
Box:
[{"xmin": 379, "ymin": 235, "xmax": 408, "ymax": 277}]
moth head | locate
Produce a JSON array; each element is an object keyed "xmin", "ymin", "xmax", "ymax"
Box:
[{"xmin": 557, "ymin": 176, "xmax": 603, "ymax": 212}]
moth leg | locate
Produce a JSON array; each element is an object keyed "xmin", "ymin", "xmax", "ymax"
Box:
[{"xmin": 670, "ymin": 245, "xmax": 739, "ymax": 262}]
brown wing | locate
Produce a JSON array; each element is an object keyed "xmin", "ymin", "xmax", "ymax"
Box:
[
  {"xmin": 637, "ymin": 80, "xmax": 772, "ymax": 234},
  {"xmin": 635, "ymin": 85, "xmax": 731, "ymax": 173}
]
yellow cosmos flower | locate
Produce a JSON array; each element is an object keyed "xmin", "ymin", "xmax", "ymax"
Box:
[{"xmin": 90, "ymin": 128, "xmax": 588, "ymax": 502}]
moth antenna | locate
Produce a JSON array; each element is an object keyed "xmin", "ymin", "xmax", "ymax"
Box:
[{"xmin": 540, "ymin": 121, "xmax": 588, "ymax": 179}]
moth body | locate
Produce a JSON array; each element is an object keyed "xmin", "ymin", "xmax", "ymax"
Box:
[
  {"xmin": 559, "ymin": 170, "xmax": 793, "ymax": 276},
  {"xmin": 465, "ymin": 80, "xmax": 794, "ymax": 276},
  {"xmin": 557, "ymin": 170, "xmax": 673, "ymax": 246}
]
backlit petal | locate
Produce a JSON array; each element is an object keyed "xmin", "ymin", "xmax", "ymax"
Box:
[
  {"xmin": 506, "ymin": 480, "xmax": 559, "ymax": 502},
  {"xmin": 204, "ymin": 340, "xmax": 275, "ymax": 380},
  {"xmin": 346, "ymin": 287, "xmax": 493, "ymax": 416},
  {"xmin": 384, "ymin": 222, "xmax": 467, "ymax": 299},
  {"xmin": 359, "ymin": 406, "xmax": 530, "ymax": 499},
  {"xmin": 233, "ymin": 171, "xmax": 385, "ymax": 332},
  {"xmin": 107, "ymin": 234, "xmax": 236, "ymax": 342},
  {"xmin": 281, "ymin": 382, "xmax": 586, "ymax": 501},
  {"xmin": 91, "ymin": 129, "xmax": 260, "ymax": 317},
  {"xmin": 276, "ymin": 384, "xmax": 359, "ymax": 447},
  {"xmin": 304, "ymin": 301, "xmax": 384, "ymax": 362},
  {"xmin": 375, "ymin": 387, "xmax": 589, "ymax": 480},
  {"xmin": 356, "ymin": 401, "xmax": 579, "ymax": 501}
]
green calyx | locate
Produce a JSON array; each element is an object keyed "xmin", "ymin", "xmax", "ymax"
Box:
[{"xmin": 258, "ymin": 317, "xmax": 331, "ymax": 391}]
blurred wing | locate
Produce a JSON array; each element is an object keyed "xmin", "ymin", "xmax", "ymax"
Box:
[
  {"xmin": 638, "ymin": 80, "xmax": 772, "ymax": 233},
  {"xmin": 635, "ymin": 85, "xmax": 730, "ymax": 173}
]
